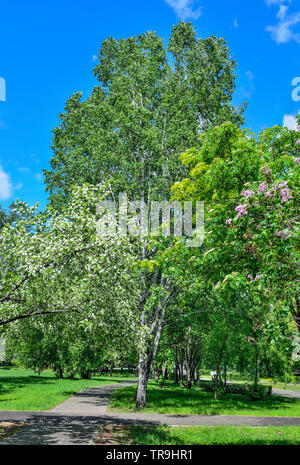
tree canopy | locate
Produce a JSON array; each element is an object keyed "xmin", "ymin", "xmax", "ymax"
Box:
[
  {"xmin": 2, "ymin": 23, "xmax": 299, "ymax": 409},
  {"xmin": 44, "ymin": 22, "xmax": 244, "ymax": 209}
]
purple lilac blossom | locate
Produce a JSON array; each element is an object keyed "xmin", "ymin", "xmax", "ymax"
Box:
[
  {"xmin": 280, "ymin": 188, "xmax": 293, "ymax": 203},
  {"xmin": 260, "ymin": 166, "xmax": 272, "ymax": 177},
  {"xmin": 294, "ymin": 157, "xmax": 300, "ymax": 166},
  {"xmin": 275, "ymin": 230, "xmax": 287, "ymax": 239},
  {"xmin": 241, "ymin": 190, "xmax": 255, "ymax": 198},
  {"xmin": 258, "ymin": 182, "xmax": 267, "ymax": 193},
  {"xmin": 278, "ymin": 181, "xmax": 288, "ymax": 188},
  {"xmin": 235, "ymin": 204, "xmax": 248, "ymax": 219}
]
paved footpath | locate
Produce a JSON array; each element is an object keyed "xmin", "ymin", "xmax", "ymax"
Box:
[
  {"xmin": 272, "ymin": 388, "xmax": 300, "ymax": 399},
  {"xmin": 1, "ymin": 381, "xmax": 300, "ymax": 445}
]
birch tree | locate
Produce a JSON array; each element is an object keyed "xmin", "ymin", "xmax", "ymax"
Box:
[{"xmin": 43, "ymin": 22, "xmax": 244, "ymax": 407}]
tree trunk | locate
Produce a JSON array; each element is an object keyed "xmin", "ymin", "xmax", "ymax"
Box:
[
  {"xmin": 136, "ymin": 349, "xmax": 148, "ymax": 408},
  {"xmin": 179, "ymin": 351, "xmax": 184, "ymax": 387},
  {"xmin": 154, "ymin": 364, "xmax": 162, "ymax": 382},
  {"xmin": 193, "ymin": 367, "xmax": 199, "ymax": 385},
  {"xmin": 136, "ymin": 275, "xmax": 171, "ymax": 407},
  {"xmin": 214, "ymin": 363, "xmax": 220, "ymax": 400},
  {"xmin": 186, "ymin": 366, "xmax": 192, "ymax": 389},
  {"xmin": 154, "ymin": 369, "xmax": 160, "ymax": 382},
  {"xmin": 223, "ymin": 363, "xmax": 227, "ymax": 388},
  {"xmin": 146, "ymin": 298, "xmax": 167, "ymax": 382},
  {"xmin": 110, "ymin": 362, "xmax": 114, "ymax": 377},
  {"xmin": 174, "ymin": 346, "xmax": 179, "ymax": 385},
  {"xmin": 254, "ymin": 345, "xmax": 259, "ymax": 390},
  {"xmin": 162, "ymin": 360, "xmax": 168, "ymax": 379},
  {"xmin": 174, "ymin": 364, "xmax": 179, "ymax": 385}
]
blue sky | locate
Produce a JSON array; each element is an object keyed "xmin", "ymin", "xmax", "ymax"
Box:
[{"xmin": 0, "ymin": 0, "xmax": 299, "ymax": 209}]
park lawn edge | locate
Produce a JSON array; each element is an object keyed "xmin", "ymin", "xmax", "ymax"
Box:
[
  {"xmin": 108, "ymin": 383, "xmax": 300, "ymax": 417},
  {"xmin": 95, "ymin": 424, "xmax": 300, "ymax": 445},
  {"xmin": 0, "ymin": 367, "xmax": 137, "ymax": 411}
]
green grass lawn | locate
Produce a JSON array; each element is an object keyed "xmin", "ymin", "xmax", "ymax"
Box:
[
  {"xmin": 114, "ymin": 425, "xmax": 300, "ymax": 445},
  {"xmin": 0, "ymin": 367, "xmax": 137, "ymax": 411},
  {"xmin": 108, "ymin": 382, "xmax": 300, "ymax": 416}
]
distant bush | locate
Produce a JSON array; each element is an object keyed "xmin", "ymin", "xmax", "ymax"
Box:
[
  {"xmin": 227, "ymin": 372, "xmax": 252, "ymax": 382},
  {"xmin": 245, "ymin": 384, "xmax": 272, "ymax": 400},
  {"xmin": 158, "ymin": 376, "xmax": 168, "ymax": 388},
  {"xmin": 198, "ymin": 380, "xmax": 272, "ymax": 399},
  {"xmin": 198, "ymin": 380, "xmax": 215, "ymax": 392}
]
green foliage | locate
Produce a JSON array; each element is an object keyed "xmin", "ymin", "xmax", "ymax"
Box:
[
  {"xmin": 0, "ymin": 185, "xmax": 140, "ymax": 332},
  {"xmin": 157, "ymin": 375, "xmax": 168, "ymax": 388},
  {"xmin": 2, "ymin": 24, "xmax": 299, "ymax": 412},
  {"xmin": 164, "ymin": 121, "xmax": 300, "ymax": 392},
  {"xmin": 44, "ymin": 23, "xmax": 244, "ymax": 209}
]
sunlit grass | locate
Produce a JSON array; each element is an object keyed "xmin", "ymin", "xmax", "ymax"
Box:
[
  {"xmin": 0, "ymin": 367, "xmax": 137, "ymax": 411},
  {"xmin": 109, "ymin": 382, "xmax": 300, "ymax": 416},
  {"xmin": 116, "ymin": 425, "xmax": 300, "ymax": 445}
]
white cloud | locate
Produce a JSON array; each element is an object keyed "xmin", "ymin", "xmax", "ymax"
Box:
[
  {"xmin": 0, "ymin": 165, "xmax": 13, "ymax": 200},
  {"xmin": 277, "ymin": 4, "xmax": 289, "ymax": 20},
  {"xmin": 164, "ymin": 0, "xmax": 202, "ymax": 20},
  {"xmin": 246, "ymin": 70, "xmax": 254, "ymax": 80},
  {"xmin": 266, "ymin": 0, "xmax": 300, "ymax": 43},
  {"xmin": 266, "ymin": 13, "xmax": 300, "ymax": 43},
  {"xmin": 17, "ymin": 165, "xmax": 31, "ymax": 174},
  {"xmin": 266, "ymin": 0, "xmax": 286, "ymax": 4},
  {"xmin": 233, "ymin": 19, "xmax": 238, "ymax": 28},
  {"xmin": 91, "ymin": 54, "xmax": 98, "ymax": 62},
  {"xmin": 30, "ymin": 153, "xmax": 40, "ymax": 166},
  {"xmin": 34, "ymin": 173, "xmax": 43, "ymax": 182},
  {"xmin": 283, "ymin": 113, "xmax": 298, "ymax": 129},
  {"xmin": 266, "ymin": 0, "xmax": 292, "ymax": 5},
  {"xmin": 238, "ymin": 71, "xmax": 255, "ymax": 100}
]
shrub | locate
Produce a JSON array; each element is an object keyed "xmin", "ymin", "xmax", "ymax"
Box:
[
  {"xmin": 158, "ymin": 376, "xmax": 167, "ymax": 388},
  {"xmin": 224, "ymin": 383, "xmax": 249, "ymax": 394},
  {"xmin": 244, "ymin": 383, "xmax": 272, "ymax": 400},
  {"xmin": 199, "ymin": 380, "xmax": 215, "ymax": 392},
  {"xmin": 198, "ymin": 380, "xmax": 272, "ymax": 399}
]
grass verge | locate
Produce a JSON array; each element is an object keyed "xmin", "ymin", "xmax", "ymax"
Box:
[
  {"xmin": 0, "ymin": 367, "xmax": 136, "ymax": 411},
  {"xmin": 108, "ymin": 382, "xmax": 300, "ymax": 416},
  {"xmin": 95, "ymin": 424, "xmax": 300, "ymax": 445}
]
